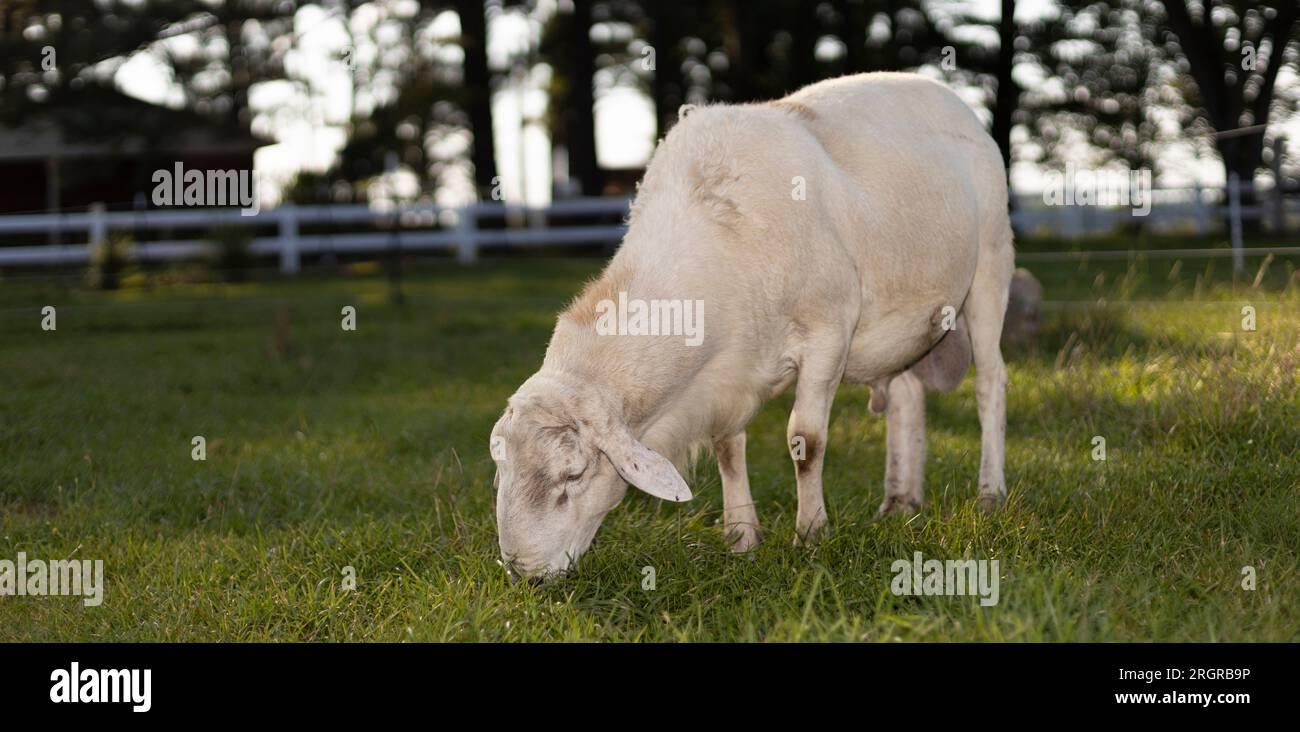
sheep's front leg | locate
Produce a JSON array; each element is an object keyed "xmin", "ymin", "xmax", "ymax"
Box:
[
  {"xmin": 788, "ymin": 351, "xmax": 845, "ymax": 545},
  {"xmin": 877, "ymin": 369, "xmax": 926, "ymax": 517},
  {"xmin": 714, "ymin": 432, "xmax": 761, "ymax": 552}
]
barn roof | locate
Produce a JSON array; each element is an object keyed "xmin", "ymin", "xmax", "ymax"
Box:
[{"xmin": 0, "ymin": 84, "xmax": 268, "ymax": 162}]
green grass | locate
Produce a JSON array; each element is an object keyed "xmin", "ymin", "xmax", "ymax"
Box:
[{"xmin": 1, "ymin": 250, "xmax": 1297, "ymax": 642}]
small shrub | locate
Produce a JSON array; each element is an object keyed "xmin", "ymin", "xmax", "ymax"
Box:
[
  {"xmin": 207, "ymin": 225, "xmax": 255, "ymax": 282},
  {"xmin": 88, "ymin": 233, "xmax": 133, "ymax": 290}
]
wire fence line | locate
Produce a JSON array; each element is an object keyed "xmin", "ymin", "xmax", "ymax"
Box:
[
  {"xmin": 1016, "ymin": 246, "xmax": 1300, "ymax": 262},
  {"xmin": 0, "ymin": 186, "xmax": 1297, "ymax": 274}
]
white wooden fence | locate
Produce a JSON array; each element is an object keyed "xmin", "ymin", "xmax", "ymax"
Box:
[
  {"xmin": 0, "ymin": 186, "xmax": 1296, "ymax": 274},
  {"xmin": 0, "ymin": 197, "xmax": 631, "ymax": 272},
  {"xmin": 1010, "ymin": 181, "xmax": 1298, "ymax": 236}
]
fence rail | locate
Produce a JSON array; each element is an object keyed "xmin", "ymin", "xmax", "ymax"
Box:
[
  {"xmin": 0, "ymin": 186, "xmax": 1296, "ymax": 273},
  {"xmin": 0, "ymin": 198, "xmax": 634, "ymax": 271}
]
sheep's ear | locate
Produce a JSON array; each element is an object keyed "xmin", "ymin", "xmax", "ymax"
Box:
[{"xmin": 595, "ymin": 426, "xmax": 692, "ymax": 503}]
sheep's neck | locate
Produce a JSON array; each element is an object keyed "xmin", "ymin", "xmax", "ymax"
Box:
[{"xmin": 544, "ymin": 319, "xmax": 705, "ymax": 441}]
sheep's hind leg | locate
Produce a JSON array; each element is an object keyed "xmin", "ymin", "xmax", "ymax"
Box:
[
  {"xmin": 967, "ymin": 228, "xmax": 1015, "ymax": 510},
  {"xmin": 877, "ymin": 369, "xmax": 926, "ymax": 518}
]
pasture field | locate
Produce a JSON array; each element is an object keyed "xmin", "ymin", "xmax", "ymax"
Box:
[{"xmin": 1, "ymin": 248, "xmax": 1297, "ymax": 641}]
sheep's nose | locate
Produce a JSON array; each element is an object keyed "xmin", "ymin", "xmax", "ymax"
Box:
[
  {"xmin": 503, "ymin": 561, "xmax": 523, "ymax": 583},
  {"xmin": 503, "ymin": 560, "xmax": 544, "ymax": 586}
]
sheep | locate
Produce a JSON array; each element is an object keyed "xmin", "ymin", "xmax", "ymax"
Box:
[{"xmin": 490, "ymin": 72, "xmax": 1015, "ymax": 580}]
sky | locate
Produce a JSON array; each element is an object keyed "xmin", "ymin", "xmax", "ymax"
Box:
[{"xmin": 113, "ymin": 0, "xmax": 1299, "ymax": 208}]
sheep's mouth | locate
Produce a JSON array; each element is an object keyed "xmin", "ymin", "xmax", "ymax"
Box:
[{"xmin": 499, "ymin": 557, "xmax": 575, "ymax": 584}]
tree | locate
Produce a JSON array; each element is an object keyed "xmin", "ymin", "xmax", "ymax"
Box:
[
  {"xmin": 992, "ymin": 0, "xmax": 1019, "ymax": 173},
  {"xmin": 712, "ymin": 0, "xmax": 949, "ymax": 103},
  {"xmin": 835, "ymin": 0, "xmax": 868, "ymax": 75},
  {"xmin": 207, "ymin": 1, "xmax": 297, "ymax": 134},
  {"xmin": 292, "ymin": 1, "xmax": 509, "ymax": 203},
  {"xmin": 648, "ymin": 1, "xmax": 684, "ymax": 139},
  {"xmin": 1157, "ymin": 0, "xmax": 1299, "ymax": 228},
  {"xmin": 1023, "ymin": 1, "xmax": 1165, "ymax": 174},
  {"xmin": 928, "ymin": 0, "xmax": 1039, "ymax": 178},
  {"xmin": 544, "ymin": 0, "xmax": 603, "ymax": 196},
  {"xmin": 451, "ymin": 0, "xmax": 500, "ymax": 200},
  {"xmin": 0, "ymin": 0, "xmax": 208, "ymax": 132},
  {"xmin": 0, "ymin": 0, "xmax": 305, "ymax": 150}
]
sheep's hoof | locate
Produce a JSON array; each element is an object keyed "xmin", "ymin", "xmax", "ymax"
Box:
[
  {"xmin": 876, "ymin": 495, "xmax": 921, "ymax": 519},
  {"xmin": 793, "ymin": 518, "xmax": 828, "ymax": 547},
  {"xmin": 976, "ymin": 494, "xmax": 1004, "ymax": 513},
  {"xmin": 726, "ymin": 526, "xmax": 762, "ymax": 554}
]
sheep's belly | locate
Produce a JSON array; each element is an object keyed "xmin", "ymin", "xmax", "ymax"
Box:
[{"xmin": 842, "ymin": 304, "xmax": 951, "ymax": 385}]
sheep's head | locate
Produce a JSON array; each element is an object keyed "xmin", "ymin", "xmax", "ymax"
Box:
[{"xmin": 489, "ymin": 374, "xmax": 691, "ymax": 582}]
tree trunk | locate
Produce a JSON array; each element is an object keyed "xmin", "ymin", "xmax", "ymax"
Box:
[
  {"xmin": 720, "ymin": 0, "xmax": 760, "ymax": 102},
  {"xmin": 453, "ymin": 0, "xmax": 498, "ymax": 201},
  {"xmin": 1217, "ymin": 135, "xmax": 1265, "ymax": 237},
  {"xmin": 786, "ymin": 4, "xmax": 818, "ymax": 94},
  {"xmin": 226, "ymin": 16, "xmax": 251, "ymax": 135},
  {"xmin": 649, "ymin": 4, "xmax": 681, "ymax": 140},
  {"xmin": 991, "ymin": 0, "xmax": 1017, "ymax": 174},
  {"xmin": 835, "ymin": 0, "xmax": 865, "ymax": 74},
  {"xmin": 563, "ymin": 0, "xmax": 602, "ymax": 196}
]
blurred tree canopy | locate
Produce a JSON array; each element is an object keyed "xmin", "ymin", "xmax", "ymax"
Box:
[
  {"xmin": 1018, "ymin": 1, "xmax": 1298, "ymax": 229},
  {"xmin": 3, "ymin": 0, "xmax": 1299, "ymax": 207},
  {"xmin": 1157, "ymin": 1, "xmax": 1299, "ymax": 189},
  {"xmin": 1022, "ymin": 1, "xmax": 1167, "ymax": 173},
  {"xmin": 0, "ymin": 0, "xmax": 296, "ymax": 139}
]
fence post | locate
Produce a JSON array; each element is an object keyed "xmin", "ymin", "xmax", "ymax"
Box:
[
  {"xmin": 1193, "ymin": 182, "xmax": 1209, "ymax": 237},
  {"xmin": 47, "ymin": 158, "xmax": 62, "ymax": 246},
  {"xmin": 279, "ymin": 204, "xmax": 300, "ymax": 275},
  {"xmin": 1273, "ymin": 135, "xmax": 1287, "ymax": 234},
  {"xmin": 456, "ymin": 204, "xmax": 478, "ymax": 264},
  {"xmin": 88, "ymin": 202, "xmax": 107, "ymax": 252},
  {"xmin": 1061, "ymin": 203, "xmax": 1084, "ymax": 239},
  {"xmin": 1228, "ymin": 173, "xmax": 1243, "ymax": 274}
]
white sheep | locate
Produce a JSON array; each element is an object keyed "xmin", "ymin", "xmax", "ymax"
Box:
[{"xmin": 490, "ymin": 72, "xmax": 1015, "ymax": 580}]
